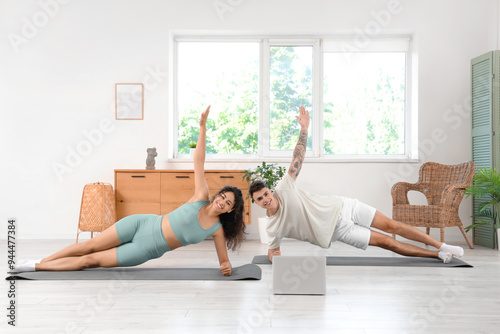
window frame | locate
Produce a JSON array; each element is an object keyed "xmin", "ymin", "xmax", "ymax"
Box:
[
  {"xmin": 261, "ymin": 39, "xmax": 320, "ymax": 158},
  {"xmin": 173, "ymin": 37, "xmax": 262, "ymax": 160},
  {"xmin": 172, "ymin": 35, "xmax": 414, "ymax": 162},
  {"xmin": 321, "ymin": 39, "xmax": 411, "ymax": 159}
]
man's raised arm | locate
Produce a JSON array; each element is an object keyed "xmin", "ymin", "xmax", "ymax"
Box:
[{"xmin": 288, "ymin": 106, "xmax": 310, "ymax": 180}]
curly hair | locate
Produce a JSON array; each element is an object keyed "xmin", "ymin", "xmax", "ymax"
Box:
[{"xmin": 212, "ymin": 186, "xmax": 246, "ymax": 251}]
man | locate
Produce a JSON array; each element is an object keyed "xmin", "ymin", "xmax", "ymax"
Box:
[{"xmin": 249, "ymin": 106, "xmax": 464, "ymax": 263}]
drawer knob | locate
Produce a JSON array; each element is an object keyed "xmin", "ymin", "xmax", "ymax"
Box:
[{"xmin": 131, "ymin": 175, "xmax": 146, "ymax": 178}]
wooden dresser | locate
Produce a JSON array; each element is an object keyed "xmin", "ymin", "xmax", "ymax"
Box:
[{"xmin": 114, "ymin": 170, "xmax": 251, "ymax": 224}]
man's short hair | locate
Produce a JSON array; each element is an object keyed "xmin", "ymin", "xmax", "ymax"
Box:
[{"xmin": 249, "ymin": 180, "xmax": 268, "ymax": 201}]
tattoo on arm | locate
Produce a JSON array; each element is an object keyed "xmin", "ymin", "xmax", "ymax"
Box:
[{"xmin": 289, "ymin": 129, "xmax": 308, "ymax": 178}]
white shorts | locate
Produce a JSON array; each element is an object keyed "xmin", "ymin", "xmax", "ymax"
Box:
[{"xmin": 331, "ymin": 197, "xmax": 377, "ymax": 250}]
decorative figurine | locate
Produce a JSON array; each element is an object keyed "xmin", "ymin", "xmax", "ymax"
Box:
[{"xmin": 146, "ymin": 147, "xmax": 157, "ymax": 170}]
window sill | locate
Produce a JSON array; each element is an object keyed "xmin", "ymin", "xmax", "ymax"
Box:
[{"xmin": 167, "ymin": 157, "xmax": 420, "ymax": 164}]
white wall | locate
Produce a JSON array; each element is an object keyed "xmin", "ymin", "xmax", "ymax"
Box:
[{"xmin": 0, "ymin": 0, "xmax": 498, "ymax": 244}]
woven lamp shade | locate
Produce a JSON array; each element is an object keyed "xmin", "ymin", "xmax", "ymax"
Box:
[{"xmin": 77, "ymin": 182, "xmax": 117, "ymax": 242}]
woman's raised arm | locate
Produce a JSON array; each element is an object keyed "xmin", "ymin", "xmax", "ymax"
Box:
[{"xmin": 189, "ymin": 106, "xmax": 211, "ymax": 202}]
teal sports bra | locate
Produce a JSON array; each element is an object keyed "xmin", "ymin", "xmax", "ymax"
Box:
[{"xmin": 167, "ymin": 200, "xmax": 222, "ymax": 246}]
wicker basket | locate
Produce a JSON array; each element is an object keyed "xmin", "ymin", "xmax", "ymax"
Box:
[{"xmin": 76, "ymin": 182, "xmax": 117, "ymax": 243}]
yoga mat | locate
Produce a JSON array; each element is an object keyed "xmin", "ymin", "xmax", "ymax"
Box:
[
  {"xmin": 6, "ymin": 264, "xmax": 261, "ymax": 281},
  {"xmin": 251, "ymin": 255, "xmax": 472, "ymax": 268}
]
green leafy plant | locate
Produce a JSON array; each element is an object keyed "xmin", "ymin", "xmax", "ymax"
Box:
[
  {"xmin": 189, "ymin": 141, "xmax": 197, "ymax": 149},
  {"xmin": 242, "ymin": 162, "xmax": 286, "ymax": 201},
  {"xmin": 464, "ymin": 167, "xmax": 500, "ymax": 237}
]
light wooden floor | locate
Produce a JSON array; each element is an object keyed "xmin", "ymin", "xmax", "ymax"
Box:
[{"xmin": 1, "ymin": 237, "xmax": 500, "ymax": 334}]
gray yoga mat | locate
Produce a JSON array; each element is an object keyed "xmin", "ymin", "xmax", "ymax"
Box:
[
  {"xmin": 6, "ymin": 263, "xmax": 261, "ymax": 281},
  {"xmin": 251, "ymin": 255, "xmax": 472, "ymax": 267}
]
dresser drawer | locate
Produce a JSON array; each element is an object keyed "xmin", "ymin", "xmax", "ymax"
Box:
[
  {"xmin": 160, "ymin": 172, "xmax": 194, "ymax": 215},
  {"xmin": 115, "ymin": 172, "xmax": 161, "ymax": 219},
  {"xmin": 206, "ymin": 172, "xmax": 249, "ymax": 191}
]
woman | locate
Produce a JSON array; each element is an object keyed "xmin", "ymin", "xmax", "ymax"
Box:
[{"xmin": 15, "ymin": 106, "xmax": 246, "ymax": 276}]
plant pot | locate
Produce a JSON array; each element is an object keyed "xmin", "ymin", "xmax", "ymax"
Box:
[
  {"xmin": 497, "ymin": 228, "xmax": 500, "ymax": 250},
  {"xmin": 258, "ymin": 216, "xmax": 270, "ymax": 244},
  {"xmin": 190, "ymin": 148, "xmax": 196, "ymax": 159}
]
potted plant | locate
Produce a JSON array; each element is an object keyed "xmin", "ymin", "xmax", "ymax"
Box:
[
  {"xmin": 243, "ymin": 162, "xmax": 286, "ymax": 244},
  {"xmin": 189, "ymin": 141, "xmax": 196, "ymax": 159},
  {"xmin": 465, "ymin": 167, "xmax": 500, "ymax": 249}
]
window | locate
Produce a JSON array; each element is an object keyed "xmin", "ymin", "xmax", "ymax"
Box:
[
  {"xmin": 174, "ymin": 37, "xmax": 411, "ymax": 160},
  {"xmin": 323, "ymin": 52, "xmax": 406, "ymax": 155},
  {"xmin": 176, "ymin": 41, "xmax": 259, "ymax": 155},
  {"xmin": 268, "ymin": 45, "xmax": 313, "ymax": 153}
]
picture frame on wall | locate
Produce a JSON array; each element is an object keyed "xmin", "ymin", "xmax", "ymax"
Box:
[{"xmin": 115, "ymin": 83, "xmax": 144, "ymax": 120}]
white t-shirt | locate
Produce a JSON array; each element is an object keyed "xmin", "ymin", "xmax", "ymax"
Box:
[{"xmin": 266, "ymin": 173, "xmax": 344, "ymax": 249}]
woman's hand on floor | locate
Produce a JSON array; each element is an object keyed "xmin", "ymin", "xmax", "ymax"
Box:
[{"xmin": 220, "ymin": 261, "xmax": 232, "ymax": 276}]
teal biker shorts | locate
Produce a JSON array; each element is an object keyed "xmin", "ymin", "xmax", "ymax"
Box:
[{"xmin": 114, "ymin": 214, "xmax": 171, "ymax": 267}]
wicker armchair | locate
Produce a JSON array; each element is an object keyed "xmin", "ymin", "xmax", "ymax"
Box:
[{"xmin": 391, "ymin": 161, "xmax": 476, "ymax": 249}]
